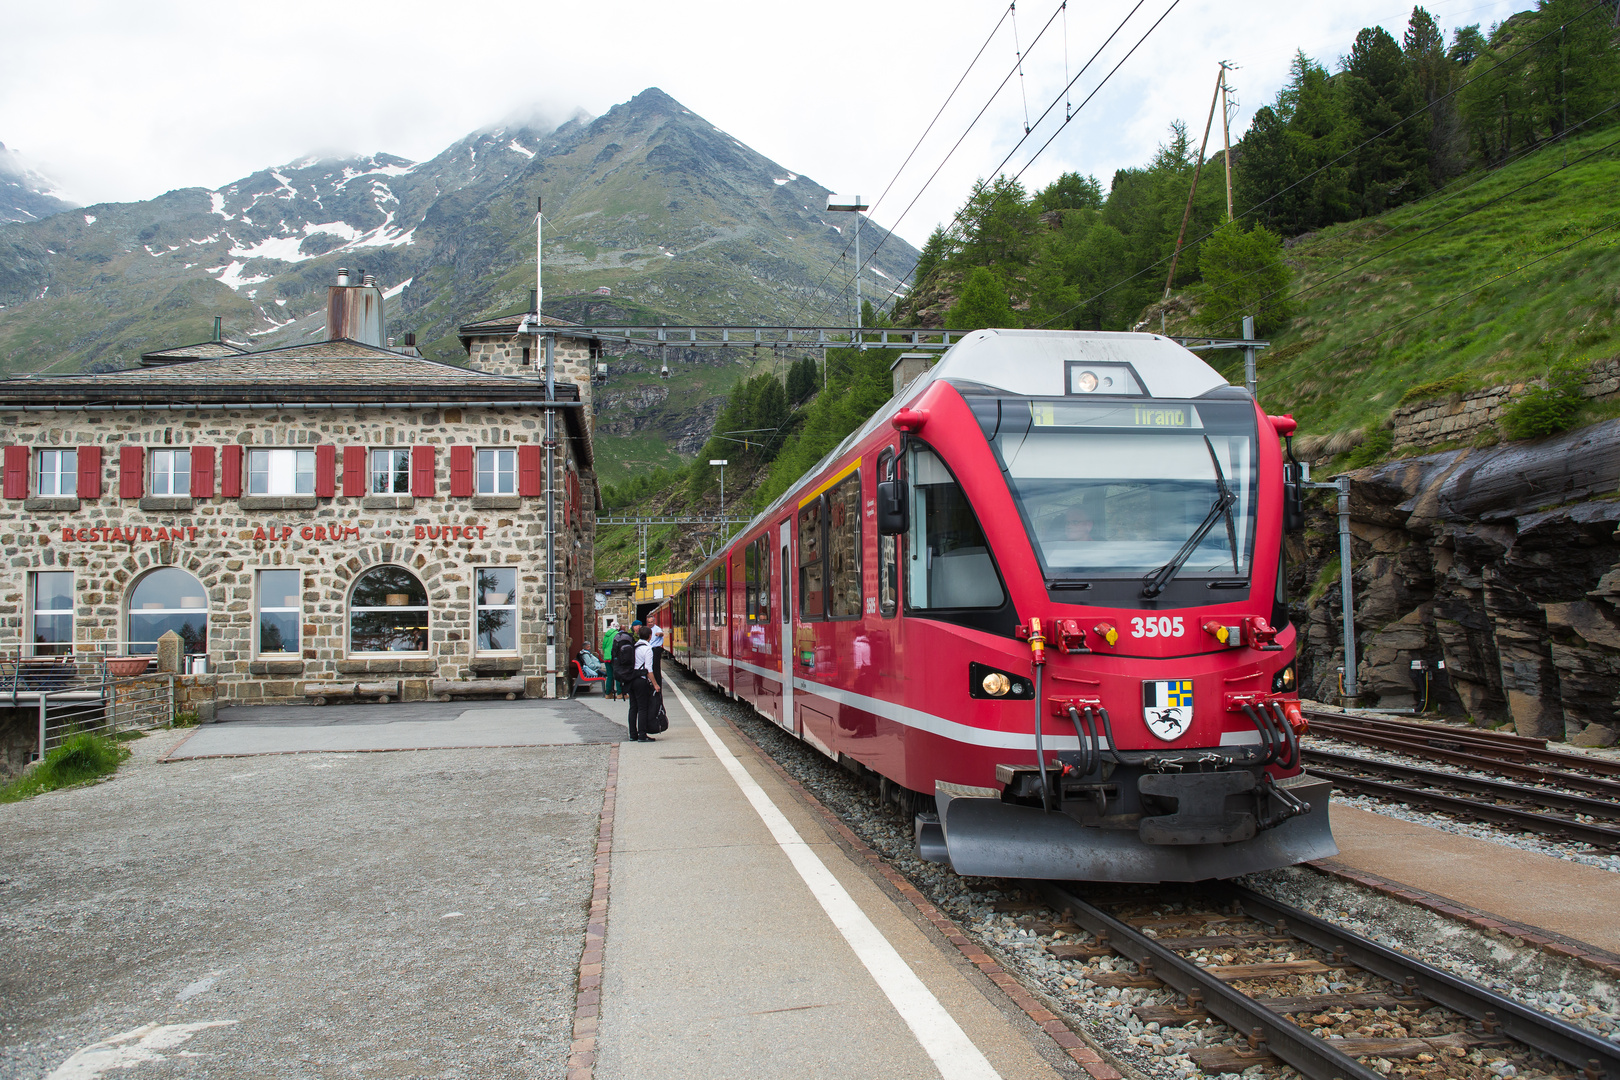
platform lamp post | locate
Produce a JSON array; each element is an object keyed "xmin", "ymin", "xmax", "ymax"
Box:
[{"xmin": 826, "ymin": 194, "xmax": 870, "ymax": 371}]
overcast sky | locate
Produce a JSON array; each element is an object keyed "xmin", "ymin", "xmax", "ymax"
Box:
[{"xmin": 3, "ymin": 0, "xmax": 1522, "ymax": 249}]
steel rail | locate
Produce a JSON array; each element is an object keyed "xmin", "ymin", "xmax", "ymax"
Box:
[
  {"xmin": 1233, "ymin": 887, "xmax": 1620, "ymax": 1080},
  {"xmin": 1035, "ymin": 882, "xmax": 1386, "ymax": 1080},
  {"xmin": 1309, "ymin": 765, "xmax": 1620, "ymax": 848},
  {"xmin": 1306, "ymin": 721, "xmax": 1620, "ymax": 800},
  {"xmin": 1305, "ymin": 710, "xmax": 1620, "ymax": 779},
  {"xmin": 1306, "ymin": 748, "xmax": 1620, "ymax": 820}
]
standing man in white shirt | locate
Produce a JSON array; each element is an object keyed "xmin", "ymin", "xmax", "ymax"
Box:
[{"xmin": 628, "ymin": 624, "xmax": 661, "ymax": 742}]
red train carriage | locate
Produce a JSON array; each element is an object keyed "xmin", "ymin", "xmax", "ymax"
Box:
[{"xmin": 655, "ymin": 329, "xmax": 1335, "ymax": 883}]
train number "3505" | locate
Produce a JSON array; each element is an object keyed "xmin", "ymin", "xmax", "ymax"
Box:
[{"xmin": 1130, "ymin": 616, "xmax": 1185, "ymax": 639}]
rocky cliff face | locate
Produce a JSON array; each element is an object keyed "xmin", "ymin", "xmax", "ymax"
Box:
[
  {"xmin": 0, "ymin": 143, "xmax": 75, "ymax": 224},
  {"xmin": 1293, "ymin": 421, "xmax": 1620, "ymax": 746}
]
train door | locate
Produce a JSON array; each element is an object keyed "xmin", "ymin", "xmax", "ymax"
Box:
[{"xmin": 778, "ymin": 519, "xmax": 794, "ymax": 732}]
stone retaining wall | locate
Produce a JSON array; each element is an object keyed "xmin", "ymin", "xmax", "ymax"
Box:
[{"xmin": 1390, "ymin": 355, "xmax": 1620, "ymax": 451}]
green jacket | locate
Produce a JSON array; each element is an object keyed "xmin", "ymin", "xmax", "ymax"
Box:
[{"xmin": 601, "ymin": 627, "xmax": 621, "ymax": 661}]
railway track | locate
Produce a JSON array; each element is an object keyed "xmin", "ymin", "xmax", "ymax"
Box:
[
  {"xmin": 1031, "ymin": 882, "xmax": 1620, "ymax": 1080},
  {"xmin": 1304, "ymin": 748, "xmax": 1620, "ymax": 849},
  {"xmin": 1302, "ymin": 711, "xmax": 1620, "ymax": 800}
]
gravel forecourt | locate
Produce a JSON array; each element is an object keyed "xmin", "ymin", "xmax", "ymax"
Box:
[{"xmin": 0, "ymin": 730, "xmax": 608, "ymax": 1079}]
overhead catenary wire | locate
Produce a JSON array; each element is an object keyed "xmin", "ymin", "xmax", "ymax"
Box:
[
  {"xmin": 864, "ymin": 0, "xmax": 1165, "ymax": 313},
  {"xmin": 1032, "ymin": 0, "xmax": 1616, "ymax": 329},
  {"xmin": 785, "ymin": 2, "xmax": 1020, "ymax": 326}
]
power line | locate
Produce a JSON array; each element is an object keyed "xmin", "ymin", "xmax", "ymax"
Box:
[
  {"xmin": 799, "ymin": 0, "xmax": 1074, "ymax": 324},
  {"xmin": 1331, "ymin": 212, "xmax": 1620, "ymax": 357},
  {"xmin": 1033, "ymin": 0, "xmax": 1614, "ymax": 328},
  {"xmin": 1233, "ymin": 116, "xmax": 1620, "ymax": 318},
  {"xmin": 786, "ymin": 4, "xmax": 1016, "ymax": 325},
  {"xmin": 866, "ymin": 0, "xmax": 1165, "ymax": 313}
]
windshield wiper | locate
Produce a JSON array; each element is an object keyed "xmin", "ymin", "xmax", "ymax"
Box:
[{"xmin": 1141, "ymin": 436, "xmax": 1240, "ymax": 599}]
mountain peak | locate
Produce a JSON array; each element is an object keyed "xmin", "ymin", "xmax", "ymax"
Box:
[{"xmin": 0, "ymin": 142, "xmax": 77, "ymax": 224}]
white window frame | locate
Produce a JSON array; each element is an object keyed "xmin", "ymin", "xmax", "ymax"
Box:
[
  {"xmin": 255, "ymin": 569, "xmax": 301, "ymax": 657},
  {"xmin": 477, "ymin": 448, "xmax": 516, "ymax": 495},
  {"xmin": 30, "ymin": 571, "xmax": 74, "ymax": 657},
  {"xmin": 248, "ymin": 448, "xmax": 315, "ymax": 495},
  {"xmin": 473, "ymin": 566, "xmax": 519, "ymax": 654},
  {"xmin": 37, "ymin": 448, "xmax": 76, "ymax": 497},
  {"xmin": 150, "ymin": 448, "xmax": 192, "ymax": 496},
  {"xmin": 370, "ymin": 448, "xmax": 411, "ymax": 494}
]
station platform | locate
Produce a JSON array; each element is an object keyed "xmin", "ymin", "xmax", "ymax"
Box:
[
  {"xmin": 1318, "ymin": 804, "xmax": 1620, "ymax": 958},
  {"xmin": 572, "ymin": 679, "xmax": 1080, "ymax": 1080}
]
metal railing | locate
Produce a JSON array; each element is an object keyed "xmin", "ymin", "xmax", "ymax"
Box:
[{"xmin": 2, "ymin": 654, "xmax": 178, "ymax": 761}]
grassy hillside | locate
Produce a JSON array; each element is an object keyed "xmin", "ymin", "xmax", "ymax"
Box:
[{"xmin": 1165, "ymin": 123, "xmax": 1620, "ymax": 444}]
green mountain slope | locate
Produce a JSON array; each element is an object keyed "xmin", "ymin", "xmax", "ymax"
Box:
[
  {"xmin": 1165, "ymin": 123, "xmax": 1620, "ymax": 441},
  {"xmin": 0, "ymin": 88, "xmax": 916, "ymax": 378}
]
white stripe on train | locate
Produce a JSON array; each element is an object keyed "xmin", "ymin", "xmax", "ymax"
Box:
[{"xmin": 714, "ymin": 655, "xmax": 1262, "ymax": 752}]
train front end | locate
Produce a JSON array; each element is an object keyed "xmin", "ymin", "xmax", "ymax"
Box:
[{"xmin": 904, "ymin": 330, "xmax": 1336, "ymax": 882}]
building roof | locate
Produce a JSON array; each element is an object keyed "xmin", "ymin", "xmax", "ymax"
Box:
[
  {"xmin": 0, "ymin": 337, "xmax": 592, "ymax": 466},
  {"xmin": 139, "ymin": 340, "xmax": 251, "ymax": 366},
  {"xmin": 458, "ymin": 310, "xmax": 606, "ymax": 353}
]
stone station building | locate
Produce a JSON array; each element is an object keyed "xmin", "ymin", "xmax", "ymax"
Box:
[{"xmin": 0, "ymin": 276, "xmax": 605, "ymax": 706}]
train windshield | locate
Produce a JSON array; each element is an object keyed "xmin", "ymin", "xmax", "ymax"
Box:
[{"xmin": 989, "ymin": 399, "xmax": 1257, "ymax": 580}]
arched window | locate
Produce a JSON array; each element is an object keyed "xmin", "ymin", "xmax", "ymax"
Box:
[
  {"xmin": 350, "ymin": 566, "xmax": 429, "ymax": 654},
  {"xmin": 127, "ymin": 567, "xmax": 209, "ymax": 655}
]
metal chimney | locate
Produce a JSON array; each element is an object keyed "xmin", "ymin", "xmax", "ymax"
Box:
[
  {"xmin": 212, "ymin": 316, "xmax": 222, "ymax": 343},
  {"xmin": 326, "ymin": 267, "xmax": 385, "ymax": 345}
]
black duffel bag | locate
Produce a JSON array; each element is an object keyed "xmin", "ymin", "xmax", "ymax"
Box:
[{"xmin": 645, "ymin": 691, "xmax": 669, "ymax": 734}]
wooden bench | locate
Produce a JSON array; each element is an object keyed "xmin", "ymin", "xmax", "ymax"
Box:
[
  {"xmin": 571, "ymin": 659, "xmax": 606, "ymax": 698},
  {"xmin": 303, "ymin": 680, "xmax": 401, "ymax": 706},
  {"xmin": 430, "ymin": 677, "xmax": 526, "ymax": 702}
]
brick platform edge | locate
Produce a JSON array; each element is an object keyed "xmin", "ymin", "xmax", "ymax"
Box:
[
  {"xmin": 1310, "ymin": 857, "xmax": 1620, "ymax": 980},
  {"xmin": 566, "ymin": 743, "xmax": 619, "ymax": 1080},
  {"xmin": 721, "ymin": 714, "xmax": 1127, "ymax": 1080}
]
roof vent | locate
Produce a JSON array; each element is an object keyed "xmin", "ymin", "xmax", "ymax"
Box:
[
  {"xmin": 363, "ymin": 273, "xmax": 377, "ymax": 287},
  {"xmin": 337, "ymin": 267, "xmax": 350, "ymax": 285}
]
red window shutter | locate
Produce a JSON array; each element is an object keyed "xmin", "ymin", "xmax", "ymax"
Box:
[
  {"xmin": 449, "ymin": 445, "xmax": 475, "ymax": 498},
  {"xmin": 77, "ymin": 445, "xmax": 103, "ymax": 499},
  {"xmin": 119, "ymin": 446, "xmax": 144, "ymax": 499},
  {"xmin": 315, "ymin": 444, "xmax": 337, "ymax": 498},
  {"xmin": 411, "ymin": 445, "xmax": 436, "ymax": 497},
  {"xmin": 518, "ymin": 444, "xmax": 542, "ymax": 497},
  {"xmin": 189, "ymin": 446, "xmax": 215, "ymax": 498},
  {"xmin": 342, "ymin": 446, "xmax": 366, "ymax": 497},
  {"xmin": 220, "ymin": 445, "xmax": 243, "ymax": 497},
  {"xmin": 2, "ymin": 446, "xmax": 27, "ymax": 499}
]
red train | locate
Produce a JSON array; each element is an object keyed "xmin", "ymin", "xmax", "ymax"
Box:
[{"xmin": 653, "ymin": 329, "xmax": 1335, "ymax": 882}]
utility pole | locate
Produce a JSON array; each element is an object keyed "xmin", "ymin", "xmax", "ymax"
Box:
[
  {"xmin": 710, "ymin": 459, "xmax": 728, "ymax": 531},
  {"xmin": 1164, "ymin": 65, "xmax": 1226, "ymax": 300},
  {"xmin": 1220, "ymin": 63, "xmax": 1235, "ymax": 222},
  {"xmin": 531, "ymin": 194, "xmax": 558, "ymax": 700}
]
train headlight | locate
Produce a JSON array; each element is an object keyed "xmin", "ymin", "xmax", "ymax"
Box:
[
  {"xmin": 1075, "ymin": 370, "xmax": 1100, "ymax": 392},
  {"xmin": 1272, "ymin": 663, "xmax": 1296, "ymax": 693},
  {"xmin": 982, "ymin": 672, "xmax": 1011, "ymax": 697}
]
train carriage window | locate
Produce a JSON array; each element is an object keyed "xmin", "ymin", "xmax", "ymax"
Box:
[
  {"xmin": 799, "ymin": 497, "xmax": 825, "ymax": 619},
  {"xmin": 878, "ymin": 451, "xmax": 900, "ymax": 617},
  {"xmin": 781, "ymin": 543, "xmax": 790, "ymax": 625},
  {"xmin": 906, "ymin": 446, "xmax": 1006, "ymax": 610},
  {"xmin": 827, "ymin": 470, "xmax": 862, "ymax": 619},
  {"xmin": 745, "ymin": 542, "xmax": 758, "ymax": 620},
  {"xmin": 717, "ymin": 565, "xmax": 726, "ymax": 625},
  {"xmin": 757, "ymin": 537, "xmax": 771, "ymax": 621}
]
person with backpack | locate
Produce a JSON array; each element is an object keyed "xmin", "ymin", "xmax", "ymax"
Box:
[
  {"xmin": 625, "ymin": 624, "xmax": 661, "ymax": 742},
  {"xmin": 610, "ymin": 620, "xmax": 639, "ymax": 712}
]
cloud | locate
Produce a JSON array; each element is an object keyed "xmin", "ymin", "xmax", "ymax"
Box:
[{"xmin": 2, "ymin": 0, "xmax": 1525, "ymax": 246}]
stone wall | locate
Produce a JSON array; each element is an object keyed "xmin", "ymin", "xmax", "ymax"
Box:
[
  {"xmin": 1389, "ymin": 355, "xmax": 1620, "ymax": 451},
  {"xmin": 0, "ymin": 406, "xmax": 595, "ymax": 704},
  {"xmin": 466, "ymin": 333, "xmax": 596, "ymax": 438},
  {"xmin": 1293, "ymin": 420, "xmax": 1620, "ymax": 746}
]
